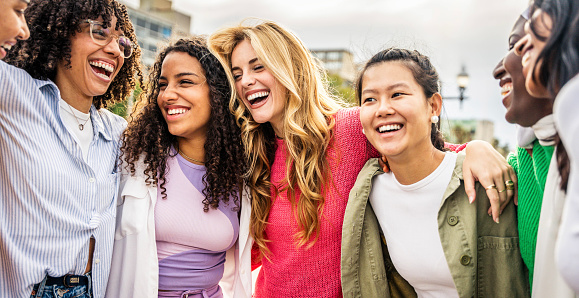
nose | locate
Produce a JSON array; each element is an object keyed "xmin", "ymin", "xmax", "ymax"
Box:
[
  {"xmin": 103, "ymin": 36, "xmax": 123, "ymax": 58},
  {"xmin": 18, "ymin": 17, "xmax": 30, "ymax": 40},
  {"xmin": 492, "ymin": 58, "xmax": 506, "ymax": 80},
  {"xmin": 376, "ymin": 98, "xmax": 395, "ymax": 117},
  {"xmin": 240, "ymin": 72, "xmax": 255, "ymax": 88},
  {"xmin": 514, "ymin": 33, "xmax": 530, "ymax": 57},
  {"xmin": 159, "ymin": 85, "xmax": 178, "ymax": 102}
]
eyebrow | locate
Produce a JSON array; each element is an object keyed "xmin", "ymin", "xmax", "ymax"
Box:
[
  {"xmin": 362, "ymin": 82, "xmax": 411, "ymax": 94},
  {"xmin": 159, "ymin": 72, "xmax": 202, "ymax": 80},
  {"xmin": 231, "ymin": 57, "xmax": 259, "ymax": 72}
]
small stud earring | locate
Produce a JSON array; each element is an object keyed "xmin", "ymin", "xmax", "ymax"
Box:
[{"xmin": 431, "ymin": 115, "xmax": 439, "ymax": 124}]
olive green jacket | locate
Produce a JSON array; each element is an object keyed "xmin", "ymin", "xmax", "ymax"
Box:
[{"xmin": 341, "ymin": 154, "xmax": 530, "ymax": 298}]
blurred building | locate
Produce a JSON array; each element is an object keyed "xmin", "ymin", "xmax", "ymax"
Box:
[
  {"xmin": 441, "ymin": 119, "xmax": 495, "ymax": 144},
  {"xmin": 311, "ymin": 49, "xmax": 358, "ymax": 85},
  {"xmin": 119, "ymin": 0, "xmax": 192, "ymax": 66}
]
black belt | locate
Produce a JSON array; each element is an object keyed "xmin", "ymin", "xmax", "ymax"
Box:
[{"xmin": 44, "ymin": 274, "xmax": 89, "ymax": 287}]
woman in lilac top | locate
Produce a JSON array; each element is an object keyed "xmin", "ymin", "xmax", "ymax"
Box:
[{"xmin": 106, "ymin": 37, "xmax": 252, "ymax": 298}]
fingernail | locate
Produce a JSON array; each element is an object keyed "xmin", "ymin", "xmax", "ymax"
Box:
[
  {"xmin": 488, "ymin": 212, "xmax": 492, "ymax": 217},
  {"xmin": 495, "ymin": 217, "xmax": 500, "ymax": 224},
  {"xmin": 469, "ymin": 196, "xmax": 474, "ymax": 204}
]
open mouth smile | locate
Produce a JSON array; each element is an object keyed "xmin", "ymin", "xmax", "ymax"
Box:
[
  {"xmin": 377, "ymin": 124, "xmax": 403, "ymax": 133},
  {"xmin": 89, "ymin": 60, "xmax": 115, "ymax": 80},
  {"xmin": 246, "ymin": 91, "xmax": 269, "ymax": 106}
]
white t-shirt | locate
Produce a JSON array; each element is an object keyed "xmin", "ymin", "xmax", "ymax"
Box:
[
  {"xmin": 369, "ymin": 151, "xmax": 459, "ymax": 298},
  {"xmin": 59, "ymin": 98, "xmax": 93, "ymax": 161}
]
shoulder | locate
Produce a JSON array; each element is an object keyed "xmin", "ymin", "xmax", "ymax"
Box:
[
  {"xmin": 0, "ymin": 60, "xmax": 48, "ymax": 92},
  {"xmin": 97, "ymin": 108, "xmax": 128, "ymax": 139},
  {"xmin": 334, "ymin": 107, "xmax": 361, "ymax": 123},
  {"xmin": 350, "ymin": 158, "xmax": 382, "ymax": 198},
  {"xmin": 333, "ymin": 107, "xmax": 364, "ymax": 141}
]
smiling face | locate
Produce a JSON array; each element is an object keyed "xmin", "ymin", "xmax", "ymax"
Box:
[
  {"xmin": 54, "ymin": 16, "xmax": 125, "ymax": 107},
  {"xmin": 493, "ymin": 16, "xmax": 552, "ymax": 126},
  {"xmin": 157, "ymin": 51, "xmax": 211, "ymax": 142},
  {"xmin": 0, "ymin": 0, "xmax": 30, "ymax": 59},
  {"xmin": 517, "ymin": 8, "xmax": 553, "ymax": 98},
  {"xmin": 360, "ymin": 61, "xmax": 440, "ymax": 159},
  {"xmin": 230, "ymin": 39, "xmax": 286, "ymax": 136}
]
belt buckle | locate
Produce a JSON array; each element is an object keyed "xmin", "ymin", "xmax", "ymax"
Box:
[{"xmin": 63, "ymin": 274, "xmax": 81, "ymax": 288}]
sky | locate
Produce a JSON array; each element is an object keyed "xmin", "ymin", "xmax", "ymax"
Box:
[{"xmin": 132, "ymin": 0, "xmax": 531, "ymax": 149}]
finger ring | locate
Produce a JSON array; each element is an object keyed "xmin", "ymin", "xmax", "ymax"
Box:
[
  {"xmin": 485, "ymin": 184, "xmax": 497, "ymax": 190},
  {"xmin": 498, "ymin": 189, "xmax": 506, "ymax": 193},
  {"xmin": 505, "ymin": 180, "xmax": 515, "ymax": 190}
]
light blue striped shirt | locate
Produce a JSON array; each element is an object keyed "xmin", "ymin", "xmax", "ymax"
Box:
[{"xmin": 0, "ymin": 60, "xmax": 126, "ymax": 298}]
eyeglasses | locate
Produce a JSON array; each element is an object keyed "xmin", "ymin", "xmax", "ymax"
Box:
[{"xmin": 83, "ymin": 19, "xmax": 135, "ymax": 58}]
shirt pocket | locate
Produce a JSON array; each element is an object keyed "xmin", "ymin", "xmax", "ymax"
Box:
[
  {"xmin": 477, "ymin": 236, "xmax": 529, "ymax": 297},
  {"xmin": 114, "ymin": 175, "xmax": 151, "ymax": 240}
]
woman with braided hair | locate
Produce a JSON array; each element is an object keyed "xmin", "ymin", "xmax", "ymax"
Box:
[{"xmin": 106, "ymin": 37, "xmax": 251, "ymax": 298}]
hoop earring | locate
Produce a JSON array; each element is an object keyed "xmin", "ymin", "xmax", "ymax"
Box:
[{"xmin": 431, "ymin": 115, "xmax": 439, "ymax": 124}]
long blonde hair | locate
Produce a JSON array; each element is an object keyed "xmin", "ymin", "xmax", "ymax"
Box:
[{"xmin": 208, "ymin": 20, "xmax": 344, "ymax": 259}]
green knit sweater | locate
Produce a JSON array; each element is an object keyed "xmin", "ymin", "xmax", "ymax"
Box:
[{"xmin": 507, "ymin": 139, "xmax": 554, "ymax": 290}]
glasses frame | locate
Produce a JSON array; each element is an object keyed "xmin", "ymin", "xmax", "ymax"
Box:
[{"xmin": 83, "ymin": 19, "xmax": 135, "ymax": 59}]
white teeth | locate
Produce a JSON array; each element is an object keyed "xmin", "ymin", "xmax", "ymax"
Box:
[
  {"xmin": 247, "ymin": 91, "xmax": 269, "ymax": 101},
  {"xmin": 167, "ymin": 108, "xmax": 188, "ymax": 115},
  {"xmin": 89, "ymin": 61, "xmax": 115, "ymax": 74},
  {"xmin": 95, "ymin": 72, "xmax": 110, "ymax": 80},
  {"xmin": 378, "ymin": 124, "xmax": 402, "ymax": 133},
  {"xmin": 2, "ymin": 44, "xmax": 12, "ymax": 51},
  {"xmin": 501, "ymin": 84, "xmax": 513, "ymax": 96}
]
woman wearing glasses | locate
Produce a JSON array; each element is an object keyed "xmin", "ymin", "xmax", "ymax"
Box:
[{"xmin": 0, "ymin": 0, "xmax": 141, "ymax": 297}]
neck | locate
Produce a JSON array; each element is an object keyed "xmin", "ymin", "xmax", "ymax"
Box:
[
  {"xmin": 270, "ymin": 119, "xmax": 284, "ymax": 139},
  {"xmin": 177, "ymin": 136, "xmax": 206, "ymax": 164},
  {"xmin": 386, "ymin": 144, "xmax": 446, "ymax": 185},
  {"xmin": 54, "ymin": 66, "xmax": 93, "ymax": 113}
]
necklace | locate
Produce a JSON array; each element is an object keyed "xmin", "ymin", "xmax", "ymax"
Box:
[
  {"xmin": 178, "ymin": 149, "xmax": 205, "ymax": 164},
  {"xmin": 65, "ymin": 102, "xmax": 90, "ymax": 131}
]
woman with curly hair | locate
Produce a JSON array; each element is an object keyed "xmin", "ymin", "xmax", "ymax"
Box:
[
  {"xmin": 208, "ymin": 19, "xmax": 516, "ymax": 297},
  {"xmin": 0, "ymin": 0, "xmax": 142, "ymax": 297},
  {"xmin": 106, "ymin": 37, "xmax": 250, "ymax": 298},
  {"xmin": 0, "ymin": 0, "xmax": 30, "ymax": 59}
]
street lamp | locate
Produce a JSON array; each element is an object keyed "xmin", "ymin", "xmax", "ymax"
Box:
[{"xmin": 444, "ymin": 65, "xmax": 469, "ymax": 108}]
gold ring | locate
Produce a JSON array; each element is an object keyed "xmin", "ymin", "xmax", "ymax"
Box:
[
  {"xmin": 498, "ymin": 189, "xmax": 506, "ymax": 193},
  {"xmin": 485, "ymin": 184, "xmax": 497, "ymax": 191},
  {"xmin": 505, "ymin": 180, "xmax": 515, "ymax": 190}
]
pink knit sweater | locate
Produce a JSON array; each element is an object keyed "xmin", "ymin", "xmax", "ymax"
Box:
[
  {"xmin": 253, "ymin": 107, "xmax": 377, "ymax": 297},
  {"xmin": 252, "ymin": 107, "xmax": 465, "ymax": 297}
]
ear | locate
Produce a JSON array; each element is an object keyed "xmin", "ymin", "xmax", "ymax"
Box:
[{"xmin": 429, "ymin": 93, "xmax": 443, "ymax": 117}]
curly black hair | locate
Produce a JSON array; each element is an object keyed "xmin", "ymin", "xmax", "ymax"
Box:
[
  {"xmin": 4, "ymin": 0, "xmax": 142, "ymax": 109},
  {"xmin": 121, "ymin": 37, "xmax": 247, "ymax": 212}
]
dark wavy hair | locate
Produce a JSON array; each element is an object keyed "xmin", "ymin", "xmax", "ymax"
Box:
[
  {"xmin": 121, "ymin": 37, "xmax": 247, "ymax": 212},
  {"xmin": 4, "ymin": 0, "xmax": 142, "ymax": 109},
  {"xmin": 355, "ymin": 48, "xmax": 447, "ymax": 151},
  {"xmin": 529, "ymin": 0, "xmax": 579, "ymax": 192}
]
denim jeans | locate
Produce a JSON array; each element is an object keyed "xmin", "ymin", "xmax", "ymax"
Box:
[{"xmin": 30, "ymin": 272, "xmax": 92, "ymax": 298}]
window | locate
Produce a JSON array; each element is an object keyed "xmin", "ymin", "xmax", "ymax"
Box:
[
  {"xmin": 150, "ymin": 23, "xmax": 160, "ymax": 33},
  {"xmin": 136, "ymin": 17, "xmax": 146, "ymax": 29}
]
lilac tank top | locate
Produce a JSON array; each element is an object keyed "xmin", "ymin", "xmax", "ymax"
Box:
[{"xmin": 155, "ymin": 152, "xmax": 239, "ymax": 292}]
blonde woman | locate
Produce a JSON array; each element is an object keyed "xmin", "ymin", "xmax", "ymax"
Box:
[{"xmin": 208, "ymin": 19, "xmax": 515, "ymax": 297}]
